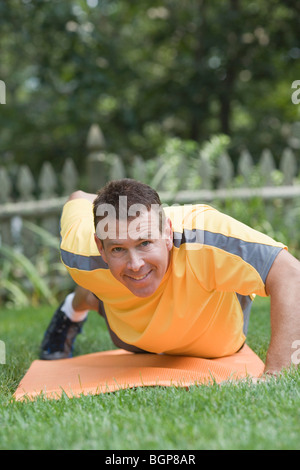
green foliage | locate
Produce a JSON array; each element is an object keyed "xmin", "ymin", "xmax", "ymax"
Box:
[
  {"xmin": 149, "ymin": 137, "xmax": 201, "ymax": 192},
  {"xmin": 200, "ymin": 134, "xmax": 231, "ymax": 167},
  {"xmin": 0, "ymin": 0, "xmax": 300, "ymax": 175},
  {"xmin": 0, "ymin": 223, "xmax": 72, "ymax": 309},
  {"xmin": 146, "ymin": 134, "xmax": 231, "ymax": 192},
  {"xmin": 0, "ymin": 244, "xmax": 55, "ymax": 307}
]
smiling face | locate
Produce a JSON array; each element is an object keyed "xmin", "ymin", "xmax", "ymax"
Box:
[{"xmin": 94, "ymin": 208, "xmax": 173, "ymax": 298}]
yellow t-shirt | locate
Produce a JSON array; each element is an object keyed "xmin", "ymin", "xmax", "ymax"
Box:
[{"xmin": 60, "ymin": 199, "xmax": 285, "ymax": 358}]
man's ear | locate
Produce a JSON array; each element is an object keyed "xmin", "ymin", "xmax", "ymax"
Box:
[{"xmin": 94, "ymin": 234, "xmax": 107, "ymax": 263}]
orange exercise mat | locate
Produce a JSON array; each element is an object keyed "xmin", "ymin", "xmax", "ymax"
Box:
[{"xmin": 14, "ymin": 344, "xmax": 264, "ymax": 401}]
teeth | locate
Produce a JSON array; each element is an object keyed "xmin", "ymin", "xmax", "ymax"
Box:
[{"xmin": 129, "ymin": 273, "xmax": 149, "ymax": 280}]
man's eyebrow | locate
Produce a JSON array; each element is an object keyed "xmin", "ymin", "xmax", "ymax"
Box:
[
  {"xmin": 135, "ymin": 232, "xmax": 158, "ymax": 241},
  {"xmin": 136, "ymin": 234, "xmax": 152, "ymax": 240},
  {"xmin": 106, "ymin": 234, "xmax": 155, "ymax": 246},
  {"xmin": 105, "ymin": 240, "xmax": 123, "ymax": 246}
]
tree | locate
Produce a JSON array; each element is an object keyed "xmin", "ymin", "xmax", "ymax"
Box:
[{"xmin": 0, "ymin": 0, "xmax": 299, "ymax": 178}]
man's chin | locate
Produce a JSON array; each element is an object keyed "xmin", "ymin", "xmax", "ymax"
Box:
[
  {"xmin": 124, "ymin": 281, "xmax": 158, "ymax": 298},
  {"xmin": 126, "ymin": 284, "xmax": 156, "ymax": 298}
]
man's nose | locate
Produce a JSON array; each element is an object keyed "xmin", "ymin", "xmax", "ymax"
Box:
[{"xmin": 127, "ymin": 250, "xmax": 145, "ymax": 271}]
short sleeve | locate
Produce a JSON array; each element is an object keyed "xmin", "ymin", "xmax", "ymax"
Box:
[
  {"xmin": 60, "ymin": 199, "xmax": 99, "ymax": 255},
  {"xmin": 178, "ymin": 206, "xmax": 287, "ymax": 297}
]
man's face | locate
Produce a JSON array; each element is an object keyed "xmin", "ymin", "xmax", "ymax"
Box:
[{"xmin": 94, "ymin": 208, "xmax": 173, "ymax": 298}]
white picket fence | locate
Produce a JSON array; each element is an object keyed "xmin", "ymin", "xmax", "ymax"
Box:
[{"xmin": 0, "ymin": 124, "xmax": 300, "ymax": 257}]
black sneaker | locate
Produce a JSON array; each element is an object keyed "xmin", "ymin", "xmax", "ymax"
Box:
[{"xmin": 40, "ymin": 302, "xmax": 86, "ymax": 360}]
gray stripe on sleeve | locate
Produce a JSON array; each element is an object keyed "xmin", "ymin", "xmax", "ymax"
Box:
[
  {"xmin": 60, "ymin": 248, "xmax": 109, "ymax": 271},
  {"xmin": 173, "ymin": 229, "xmax": 283, "ymax": 283}
]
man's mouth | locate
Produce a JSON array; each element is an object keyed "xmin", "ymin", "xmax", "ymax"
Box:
[{"xmin": 125, "ymin": 270, "xmax": 152, "ymax": 281}]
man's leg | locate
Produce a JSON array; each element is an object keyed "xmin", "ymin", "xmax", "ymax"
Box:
[{"xmin": 40, "ymin": 286, "xmax": 98, "ymax": 360}]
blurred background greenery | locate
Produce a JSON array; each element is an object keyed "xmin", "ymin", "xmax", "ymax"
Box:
[
  {"xmin": 1, "ymin": 0, "xmax": 300, "ymax": 308},
  {"xmin": 1, "ymin": 0, "xmax": 300, "ymax": 176}
]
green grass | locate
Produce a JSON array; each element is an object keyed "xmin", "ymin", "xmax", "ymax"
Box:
[{"xmin": 0, "ymin": 297, "xmax": 299, "ymax": 450}]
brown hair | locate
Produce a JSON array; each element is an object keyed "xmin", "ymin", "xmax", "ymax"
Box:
[{"xmin": 93, "ymin": 178, "xmax": 165, "ymax": 234}]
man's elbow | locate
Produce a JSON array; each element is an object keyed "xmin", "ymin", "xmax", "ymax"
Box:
[
  {"xmin": 266, "ymin": 249, "xmax": 300, "ymax": 296},
  {"xmin": 67, "ymin": 190, "xmax": 85, "ymax": 202},
  {"xmin": 67, "ymin": 190, "xmax": 97, "ymax": 203}
]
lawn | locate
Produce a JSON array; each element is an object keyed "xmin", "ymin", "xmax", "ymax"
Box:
[{"xmin": 0, "ymin": 297, "xmax": 299, "ymax": 450}]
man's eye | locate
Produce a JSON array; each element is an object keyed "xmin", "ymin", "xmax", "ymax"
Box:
[
  {"xmin": 112, "ymin": 247, "xmax": 123, "ymax": 253},
  {"xmin": 140, "ymin": 241, "xmax": 151, "ymax": 247}
]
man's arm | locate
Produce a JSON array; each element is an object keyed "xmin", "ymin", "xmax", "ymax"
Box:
[
  {"xmin": 264, "ymin": 249, "xmax": 300, "ymax": 374},
  {"xmin": 68, "ymin": 190, "xmax": 97, "ymax": 203}
]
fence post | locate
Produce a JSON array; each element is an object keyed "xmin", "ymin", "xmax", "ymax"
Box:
[
  {"xmin": 198, "ymin": 153, "xmax": 213, "ymax": 190},
  {"xmin": 38, "ymin": 161, "xmax": 59, "ymax": 231},
  {"xmin": 280, "ymin": 148, "xmax": 298, "ymax": 239},
  {"xmin": 110, "ymin": 154, "xmax": 126, "ymax": 181},
  {"xmin": 86, "ymin": 124, "xmax": 110, "ymax": 192},
  {"xmin": 280, "ymin": 148, "xmax": 297, "ymax": 185},
  {"xmin": 259, "ymin": 149, "xmax": 277, "ymax": 225},
  {"xmin": 61, "ymin": 158, "xmax": 79, "ymax": 196},
  {"xmin": 259, "ymin": 149, "xmax": 276, "ymax": 186},
  {"xmin": 16, "ymin": 165, "xmax": 37, "ymax": 257},
  {"xmin": 17, "ymin": 165, "xmax": 36, "ymax": 201},
  {"xmin": 217, "ymin": 152, "xmax": 234, "ymax": 189},
  {"xmin": 37, "ymin": 161, "xmax": 61, "ymax": 264},
  {"xmin": 237, "ymin": 149, "xmax": 254, "ymax": 186}
]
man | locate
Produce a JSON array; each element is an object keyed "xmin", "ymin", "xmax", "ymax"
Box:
[{"xmin": 41, "ymin": 178, "xmax": 300, "ymax": 375}]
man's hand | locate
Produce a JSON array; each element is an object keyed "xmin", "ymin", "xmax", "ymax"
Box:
[{"xmin": 264, "ymin": 249, "xmax": 300, "ymax": 374}]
